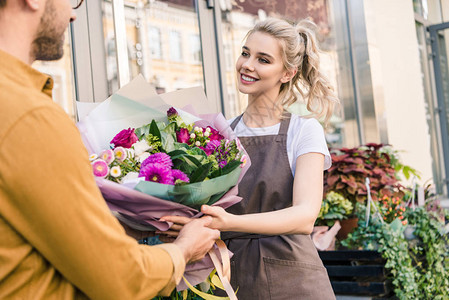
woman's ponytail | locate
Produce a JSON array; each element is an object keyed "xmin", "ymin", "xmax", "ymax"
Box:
[{"xmin": 294, "ymin": 19, "xmax": 339, "ymax": 124}]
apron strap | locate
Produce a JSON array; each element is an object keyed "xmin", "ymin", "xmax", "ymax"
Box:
[
  {"xmin": 230, "ymin": 114, "xmax": 243, "ymax": 130},
  {"xmin": 275, "ymin": 112, "xmax": 291, "ymax": 142}
]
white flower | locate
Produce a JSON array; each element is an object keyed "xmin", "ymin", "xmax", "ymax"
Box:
[
  {"xmin": 89, "ymin": 153, "xmax": 98, "ymax": 161},
  {"xmin": 127, "ymin": 148, "xmax": 135, "ymax": 158},
  {"xmin": 121, "ymin": 172, "xmax": 140, "ymax": 183},
  {"xmin": 137, "ymin": 152, "xmax": 151, "ymax": 163},
  {"xmin": 133, "ymin": 140, "xmax": 151, "ymax": 155},
  {"xmin": 110, "ymin": 166, "xmax": 122, "ymax": 178},
  {"xmin": 114, "ymin": 147, "xmax": 127, "ymax": 162},
  {"xmin": 194, "ymin": 126, "xmax": 201, "ymax": 132},
  {"xmin": 204, "ymin": 131, "xmax": 210, "ymax": 137},
  {"xmin": 190, "ymin": 133, "xmax": 196, "ymax": 139},
  {"xmin": 205, "ymin": 127, "xmax": 211, "ymax": 133},
  {"xmin": 195, "ymin": 141, "xmax": 201, "ymax": 147}
]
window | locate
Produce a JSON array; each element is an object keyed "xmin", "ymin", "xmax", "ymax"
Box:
[
  {"xmin": 169, "ymin": 31, "xmax": 182, "ymax": 62},
  {"xmin": 148, "ymin": 26, "xmax": 162, "ymax": 59},
  {"xmin": 190, "ymin": 34, "xmax": 202, "ymax": 64}
]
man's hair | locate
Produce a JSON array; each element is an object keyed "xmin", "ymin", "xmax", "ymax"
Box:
[{"xmin": 0, "ymin": 0, "xmax": 5, "ymax": 7}]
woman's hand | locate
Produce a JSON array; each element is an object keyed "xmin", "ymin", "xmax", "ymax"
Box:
[
  {"xmin": 156, "ymin": 215, "xmax": 193, "ymax": 239},
  {"xmin": 201, "ymin": 205, "xmax": 232, "ymax": 231}
]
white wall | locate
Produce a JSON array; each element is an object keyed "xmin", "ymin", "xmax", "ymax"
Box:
[{"xmin": 363, "ymin": 0, "xmax": 433, "ymax": 185}]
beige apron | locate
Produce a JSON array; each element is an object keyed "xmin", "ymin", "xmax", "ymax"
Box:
[{"xmin": 221, "ymin": 114, "xmax": 335, "ymax": 300}]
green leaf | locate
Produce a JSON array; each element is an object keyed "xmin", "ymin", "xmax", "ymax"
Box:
[
  {"xmin": 160, "ymin": 122, "xmax": 176, "ymax": 152},
  {"xmin": 210, "ymin": 160, "xmax": 241, "ymax": 178},
  {"xmin": 183, "ymin": 155, "xmax": 203, "ymax": 168},
  {"xmin": 220, "ymin": 160, "xmax": 242, "ymax": 175},
  {"xmin": 149, "ymin": 120, "xmax": 162, "ymax": 142},
  {"xmin": 168, "ymin": 149, "xmax": 189, "ymax": 160},
  {"xmin": 189, "ymin": 162, "xmax": 213, "ymax": 183},
  {"xmin": 135, "ymin": 123, "xmax": 152, "ymax": 139}
]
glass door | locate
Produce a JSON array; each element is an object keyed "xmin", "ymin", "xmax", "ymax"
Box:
[{"xmin": 428, "ymin": 22, "xmax": 449, "ymax": 196}]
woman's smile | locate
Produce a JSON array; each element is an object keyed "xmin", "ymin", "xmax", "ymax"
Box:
[{"xmin": 240, "ymin": 73, "xmax": 259, "ymax": 84}]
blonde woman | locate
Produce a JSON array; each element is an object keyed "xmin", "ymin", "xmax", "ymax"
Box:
[{"xmin": 162, "ymin": 17, "xmax": 337, "ymax": 299}]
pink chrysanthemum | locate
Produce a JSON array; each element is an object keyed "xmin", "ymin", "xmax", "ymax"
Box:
[
  {"xmin": 92, "ymin": 159, "xmax": 109, "ymax": 178},
  {"xmin": 139, "ymin": 163, "xmax": 174, "ymax": 185},
  {"xmin": 141, "ymin": 153, "xmax": 173, "ymax": 169},
  {"xmin": 100, "ymin": 149, "xmax": 115, "ymax": 165},
  {"xmin": 171, "ymin": 169, "xmax": 190, "ymax": 184},
  {"xmin": 240, "ymin": 154, "xmax": 248, "ymax": 168}
]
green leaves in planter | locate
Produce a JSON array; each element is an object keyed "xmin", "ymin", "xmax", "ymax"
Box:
[
  {"xmin": 341, "ymin": 202, "xmax": 449, "ymax": 300},
  {"xmin": 316, "ymin": 191, "xmax": 353, "ymax": 227}
]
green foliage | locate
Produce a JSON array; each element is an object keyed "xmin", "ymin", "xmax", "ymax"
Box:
[
  {"xmin": 315, "ymin": 191, "xmax": 353, "ymax": 226},
  {"xmin": 405, "ymin": 207, "xmax": 449, "ymax": 298},
  {"xmin": 342, "ymin": 202, "xmax": 449, "ymax": 299}
]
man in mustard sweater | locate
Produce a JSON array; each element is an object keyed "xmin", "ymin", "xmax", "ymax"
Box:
[{"xmin": 0, "ymin": 0, "xmax": 220, "ymax": 299}]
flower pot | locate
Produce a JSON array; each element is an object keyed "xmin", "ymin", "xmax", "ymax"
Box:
[
  {"xmin": 404, "ymin": 224, "xmax": 417, "ymax": 240},
  {"xmin": 336, "ymin": 218, "xmax": 358, "ymax": 240}
]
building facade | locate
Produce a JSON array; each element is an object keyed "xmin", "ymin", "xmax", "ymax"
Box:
[{"xmin": 36, "ymin": 0, "xmax": 449, "ymax": 199}]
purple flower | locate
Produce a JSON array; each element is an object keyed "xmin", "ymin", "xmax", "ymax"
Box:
[
  {"xmin": 171, "ymin": 169, "xmax": 190, "ymax": 184},
  {"xmin": 207, "ymin": 126, "xmax": 224, "ymax": 141},
  {"xmin": 176, "ymin": 128, "xmax": 190, "ymax": 144},
  {"xmin": 218, "ymin": 160, "xmax": 228, "ymax": 168},
  {"xmin": 167, "ymin": 107, "xmax": 179, "ymax": 118},
  {"xmin": 110, "ymin": 128, "xmax": 138, "ymax": 148},
  {"xmin": 141, "ymin": 152, "xmax": 173, "ymax": 169},
  {"xmin": 139, "ymin": 163, "xmax": 174, "ymax": 185},
  {"xmin": 201, "ymin": 140, "xmax": 220, "ymax": 155}
]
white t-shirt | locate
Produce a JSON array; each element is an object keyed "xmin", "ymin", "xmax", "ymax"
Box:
[{"xmin": 229, "ymin": 114, "xmax": 332, "ymax": 176}]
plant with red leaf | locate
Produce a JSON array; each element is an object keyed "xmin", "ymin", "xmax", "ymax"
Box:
[{"xmin": 324, "ymin": 143, "xmax": 405, "ymax": 213}]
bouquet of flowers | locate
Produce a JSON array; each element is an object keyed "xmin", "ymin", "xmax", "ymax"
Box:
[
  {"xmin": 77, "ymin": 76, "xmax": 248, "ymax": 298},
  {"xmin": 90, "ymin": 106, "xmax": 247, "ymax": 210}
]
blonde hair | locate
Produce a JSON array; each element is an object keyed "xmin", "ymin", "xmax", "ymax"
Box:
[{"xmin": 247, "ymin": 18, "xmax": 339, "ymax": 124}]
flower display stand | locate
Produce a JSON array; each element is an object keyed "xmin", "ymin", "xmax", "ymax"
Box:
[{"xmin": 318, "ymin": 250, "xmax": 394, "ymax": 299}]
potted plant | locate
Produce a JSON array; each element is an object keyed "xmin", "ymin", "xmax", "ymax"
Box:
[
  {"xmin": 316, "ymin": 191, "xmax": 354, "ymax": 227},
  {"xmin": 324, "ymin": 143, "xmax": 412, "ymax": 238},
  {"xmin": 340, "ymin": 196, "xmax": 449, "ymax": 299}
]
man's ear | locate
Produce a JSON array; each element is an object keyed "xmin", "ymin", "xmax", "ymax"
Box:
[
  {"xmin": 24, "ymin": 0, "xmax": 40, "ymax": 10},
  {"xmin": 281, "ymin": 68, "xmax": 298, "ymax": 83}
]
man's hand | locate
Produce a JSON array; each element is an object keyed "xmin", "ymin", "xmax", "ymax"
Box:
[
  {"xmin": 173, "ymin": 216, "xmax": 220, "ymax": 263},
  {"xmin": 118, "ymin": 219, "xmax": 156, "ymax": 240}
]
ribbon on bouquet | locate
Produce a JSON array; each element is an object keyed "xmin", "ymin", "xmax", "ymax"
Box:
[
  {"xmin": 365, "ymin": 178, "xmax": 384, "ymax": 227},
  {"xmin": 182, "ymin": 240, "xmax": 238, "ymax": 300}
]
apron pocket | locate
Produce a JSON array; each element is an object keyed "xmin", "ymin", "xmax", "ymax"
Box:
[{"xmin": 263, "ymin": 257, "xmax": 334, "ymax": 300}]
